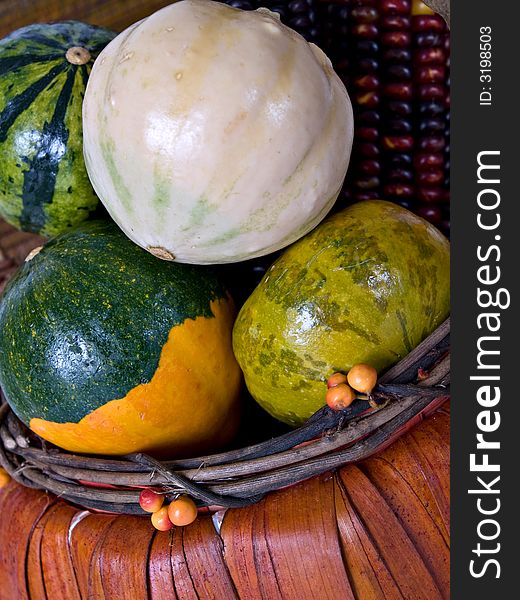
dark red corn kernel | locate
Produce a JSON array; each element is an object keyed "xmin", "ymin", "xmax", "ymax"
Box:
[
  {"xmin": 355, "ymin": 176, "xmax": 380, "ymax": 190},
  {"xmin": 388, "ymin": 153, "xmax": 412, "ymax": 166},
  {"xmin": 417, "ymin": 187, "xmax": 445, "ymax": 203},
  {"xmin": 352, "ymin": 24, "xmax": 379, "ymax": 39},
  {"xmin": 351, "ymin": 6, "xmax": 378, "ymax": 22},
  {"xmin": 440, "ymin": 219, "xmax": 451, "ymax": 235},
  {"xmin": 386, "ymin": 119, "xmax": 412, "ymax": 134},
  {"xmin": 358, "ymin": 159, "xmax": 381, "ymax": 175},
  {"xmin": 416, "ymin": 65, "xmax": 446, "ymax": 83},
  {"xmin": 381, "ymin": 16, "xmax": 411, "ymax": 29},
  {"xmin": 414, "ymin": 152, "xmax": 444, "ymax": 169},
  {"xmin": 419, "ymin": 101, "xmax": 445, "ymax": 117},
  {"xmin": 288, "ymin": 0, "xmax": 312, "ymax": 14},
  {"xmin": 419, "ymin": 118, "xmax": 445, "ymax": 134},
  {"xmin": 357, "ymin": 143, "xmax": 380, "ymax": 157},
  {"xmin": 380, "ymin": 0, "xmax": 411, "ymax": 14},
  {"xmin": 355, "ymin": 91, "xmax": 380, "ymax": 107},
  {"xmin": 383, "ymin": 135, "xmax": 414, "ymax": 151},
  {"xmin": 383, "ymin": 82, "xmax": 413, "ymax": 100},
  {"xmin": 415, "ymin": 205, "xmax": 442, "ymax": 224},
  {"xmin": 354, "ymin": 75, "xmax": 380, "ymax": 90},
  {"xmin": 228, "ymin": 0, "xmax": 255, "ymax": 8},
  {"xmin": 357, "ymin": 57, "xmax": 379, "ymax": 72},
  {"xmin": 335, "ymin": 58, "xmax": 350, "ymax": 71},
  {"xmin": 386, "ymin": 100, "xmax": 413, "ymax": 116},
  {"xmin": 290, "ymin": 16, "xmax": 314, "ymax": 29},
  {"xmin": 387, "ymin": 168, "xmax": 414, "ymax": 182},
  {"xmin": 355, "ymin": 40, "xmax": 379, "ymax": 55},
  {"xmin": 383, "ymin": 183, "xmax": 415, "ymax": 198},
  {"xmin": 327, "ymin": 5, "xmax": 349, "ymax": 21},
  {"xmin": 356, "ymin": 127, "xmax": 379, "ymax": 142},
  {"xmin": 412, "ymin": 15, "xmax": 445, "ymax": 32},
  {"xmin": 382, "ymin": 48, "xmax": 411, "ymax": 62},
  {"xmin": 381, "ymin": 31, "xmax": 411, "ymax": 47},
  {"xmin": 416, "ymin": 33, "xmax": 444, "ymax": 47},
  {"xmin": 419, "ymin": 136, "xmax": 445, "ymax": 152},
  {"xmin": 395, "ymin": 199, "xmax": 414, "ymax": 210},
  {"xmin": 354, "ymin": 191, "xmax": 381, "ymax": 202},
  {"xmin": 386, "ymin": 64, "xmax": 412, "ymax": 80},
  {"xmin": 307, "ymin": 27, "xmax": 320, "ymax": 41},
  {"xmin": 416, "ymin": 169, "xmax": 444, "ymax": 185},
  {"xmin": 418, "ymin": 84, "xmax": 445, "ymax": 100},
  {"xmin": 335, "ymin": 26, "xmax": 350, "ymax": 39},
  {"xmin": 357, "ymin": 110, "xmax": 381, "ymax": 125},
  {"xmin": 415, "ymin": 47, "xmax": 445, "ymax": 64}
]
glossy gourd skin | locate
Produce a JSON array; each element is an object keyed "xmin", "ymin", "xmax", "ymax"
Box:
[
  {"xmin": 233, "ymin": 200, "xmax": 450, "ymax": 426},
  {"xmin": 83, "ymin": 0, "xmax": 353, "ymax": 264},
  {"xmin": 0, "ymin": 21, "xmax": 115, "ymax": 236},
  {"xmin": 0, "ymin": 221, "xmax": 241, "ymax": 456}
]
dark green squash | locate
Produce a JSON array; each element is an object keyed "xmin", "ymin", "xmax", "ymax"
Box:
[
  {"xmin": 0, "ymin": 21, "xmax": 115, "ymax": 236},
  {"xmin": 0, "ymin": 221, "xmax": 241, "ymax": 456}
]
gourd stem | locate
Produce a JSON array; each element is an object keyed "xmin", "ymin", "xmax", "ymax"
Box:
[{"xmin": 65, "ymin": 46, "xmax": 91, "ymax": 65}]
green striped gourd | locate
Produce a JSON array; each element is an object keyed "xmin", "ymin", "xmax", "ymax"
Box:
[{"xmin": 0, "ymin": 21, "xmax": 115, "ymax": 236}]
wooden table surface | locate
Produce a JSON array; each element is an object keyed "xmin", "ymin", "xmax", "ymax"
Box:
[{"xmin": 0, "ymin": 0, "xmax": 174, "ymax": 37}]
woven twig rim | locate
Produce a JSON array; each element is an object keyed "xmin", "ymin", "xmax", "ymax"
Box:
[{"xmin": 0, "ymin": 319, "xmax": 450, "ymax": 514}]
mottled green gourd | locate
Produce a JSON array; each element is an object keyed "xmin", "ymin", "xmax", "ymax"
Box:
[
  {"xmin": 233, "ymin": 200, "xmax": 450, "ymax": 426},
  {"xmin": 0, "ymin": 21, "xmax": 115, "ymax": 236}
]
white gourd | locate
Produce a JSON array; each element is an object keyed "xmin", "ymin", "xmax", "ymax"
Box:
[{"xmin": 83, "ymin": 0, "xmax": 353, "ymax": 264}]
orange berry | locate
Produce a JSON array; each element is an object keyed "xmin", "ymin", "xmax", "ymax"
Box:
[
  {"xmin": 0, "ymin": 468, "xmax": 11, "ymax": 489},
  {"xmin": 167, "ymin": 495, "xmax": 198, "ymax": 527},
  {"xmin": 327, "ymin": 372, "xmax": 348, "ymax": 388},
  {"xmin": 347, "ymin": 363, "xmax": 378, "ymax": 394},
  {"xmin": 151, "ymin": 506, "xmax": 174, "ymax": 531},
  {"xmin": 139, "ymin": 488, "xmax": 164, "ymax": 513},
  {"xmin": 326, "ymin": 383, "xmax": 356, "ymax": 411}
]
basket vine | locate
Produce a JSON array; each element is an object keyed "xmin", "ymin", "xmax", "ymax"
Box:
[{"xmin": 0, "ymin": 319, "xmax": 450, "ymax": 515}]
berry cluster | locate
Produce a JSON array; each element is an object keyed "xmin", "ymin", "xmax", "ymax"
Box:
[
  {"xmin": 139, "ymin": 489, "xmax": 198, "ymax": 531},
  {"xmin": 326, "ymin": 363, "xmax": 378, "ymax": 410}
]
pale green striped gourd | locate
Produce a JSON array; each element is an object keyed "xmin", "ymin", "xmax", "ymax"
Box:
[{"xmin": 83, "ymin": 0, "xmax": 353, "ymax": 264}]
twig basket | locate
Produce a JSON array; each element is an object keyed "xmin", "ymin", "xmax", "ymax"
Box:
[{"xmin": 0, "ymin": 319, "xmax": 450, "ymax": 514}]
